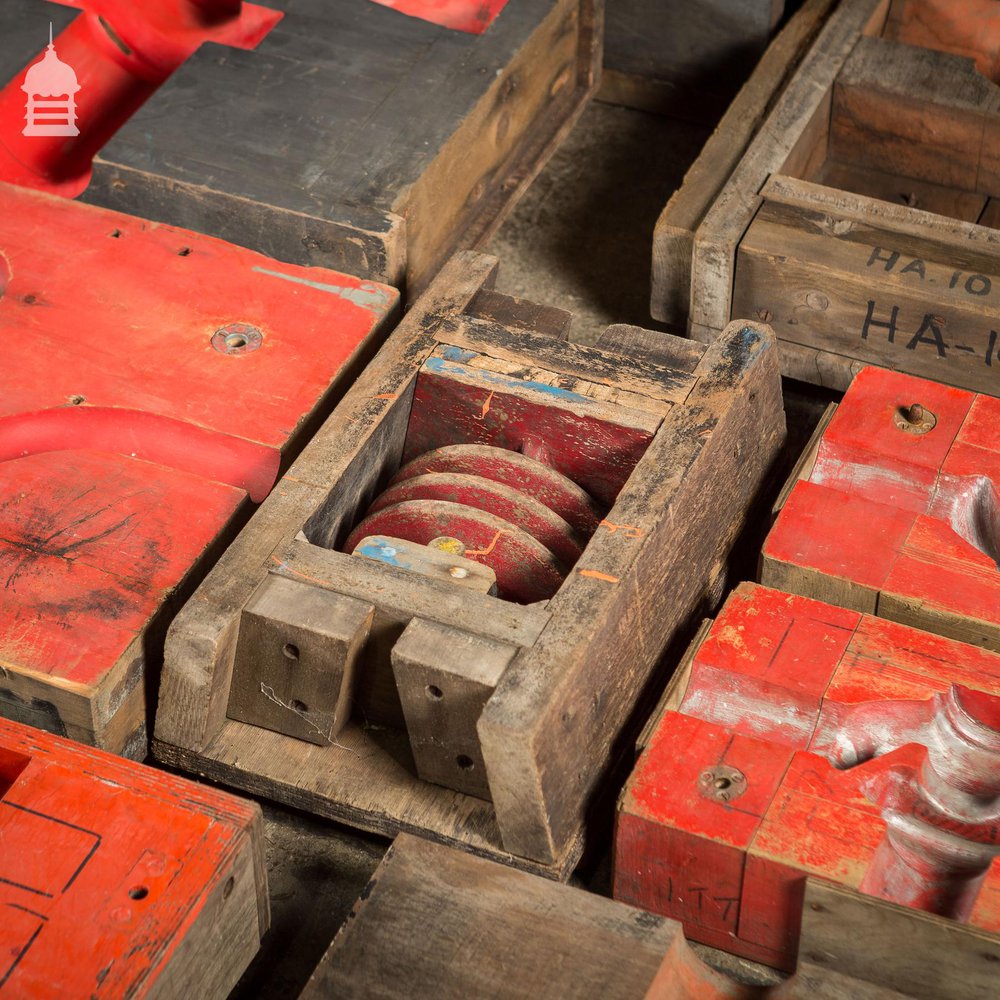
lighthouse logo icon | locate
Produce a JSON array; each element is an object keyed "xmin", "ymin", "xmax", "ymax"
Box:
[{"xmin": 21, "ymin": 25, "xmax": 80, "ymax": 137}]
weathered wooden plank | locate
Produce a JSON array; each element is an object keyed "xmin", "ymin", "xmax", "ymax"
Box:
[
  {"xmin": 300, "ymin": 834, "xmax": 674, "ymax": 1000},
  {"xmin": 479, "ymin": 320, "xmax": 785, "ymax": 862},
  {"xmin": 734, "ymin": 175, "xmax": 1000, "ymax": 394},
  {"xmin": 790, "ymin": 879, "xmax": 1000, "ymax": 1000}
]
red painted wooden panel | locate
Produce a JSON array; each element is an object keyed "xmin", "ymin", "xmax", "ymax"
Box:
[
  {"xmin": 0, "ymin": 717, "xmax": 263, "ymax": 998},
  {"xmin": 615, "ymin": 582, "xmax": 1000, "ymax": 970},
  {"xmin": 0, "ymin": 183, "xmax": 397, "ymax": 747}
]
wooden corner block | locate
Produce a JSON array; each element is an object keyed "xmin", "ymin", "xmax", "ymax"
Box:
[
  {"xmin": 227, "ymin": 575, "xmax": 374, "ymax": 746},
  {"xmin": 392, "ymin": 619, "xmax": 516, "ymax": 800}
]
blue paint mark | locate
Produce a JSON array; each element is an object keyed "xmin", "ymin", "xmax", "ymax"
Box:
[
  {"xmin": 423, "ymin": 356, "xmax": 591, "ymax": 404},
  {"xmin": 356, "ymin": 538, "xmax": 412, "ymax": 570},
  {"xmin": 251, "ymin": 266, "xmax": 393, "ymax": 314}
]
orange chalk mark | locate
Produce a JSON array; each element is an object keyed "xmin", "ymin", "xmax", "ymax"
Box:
[
  {"xmin": 579, "ymin": 569, "xmax": 620, "ymax": 584},
  {"xmin": 373, "ymin": 393, "xmax": 398, "ymax": 400},
  {"xmin": 600, "ymin": 520, "xmax": 644, "ymax": 539},
  {"xmin": 480, "ymin": 391, "xmax": 494, "ymax": 418},
  {"xmin": 465, "ymin": 530, "xmax": 503, "ymax": 557}
]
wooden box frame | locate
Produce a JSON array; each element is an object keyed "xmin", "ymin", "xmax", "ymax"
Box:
[
  {"xmin": 153, "ymin": 252, "xmax": 784, "ymax": 878},
  {"xmin": 654, "ymin": 0, "xmax": 1000, "ymax": 395}
]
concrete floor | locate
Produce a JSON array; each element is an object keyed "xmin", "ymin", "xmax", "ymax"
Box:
[{"xmin": 226, "ymin": 97, "xmax": 833, "ymax": 998}]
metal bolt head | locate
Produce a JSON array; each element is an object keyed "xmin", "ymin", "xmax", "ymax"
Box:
[
  {"xmin": 698, "ymin": 765, "xmax": 748, "ymax": 804},
  {"xmin": 212, "ymin": 322, "xmax": 263, "ymax": 355},
  {"xmin": 893, "ymin": 401, "xmax": 937, "ymax": 435}
]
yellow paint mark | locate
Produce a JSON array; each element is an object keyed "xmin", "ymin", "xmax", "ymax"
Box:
[
  {"xmin": 480, "ymin": 391, "xmax": 494, "ymax": 418},
  {"xmin": 465, "ymin": 530, "xmax": 503, "ymax": 557},
  {"xmin": 579, "ymin": 569, "xmax": 620, "ymax": 584},
  {"xmin": 599, "ymin": 520, "xmax": 644, "ymax": 539}
]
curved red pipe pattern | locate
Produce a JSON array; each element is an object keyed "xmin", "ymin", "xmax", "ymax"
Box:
[{"xmin": 0, "ymin": 406, "xmax": 280, "ymax": 502}]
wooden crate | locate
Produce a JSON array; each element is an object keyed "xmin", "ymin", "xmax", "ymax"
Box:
[
  {"xmin": 654, "ymin": 0, "xmax": 1000, "ymax": 394},
  {"xmin": 600, "ymin": 0, "xmax": 789, "ymax": 120},
  {"xmin": 0, "ymin": 0, "xmax": 600, "ymax": 297},
  {"xmin": 300, "ymin": 833, "xmax": 1000, "ymax": 999},
  {"xmin": 0, "ymin": 717, "xmax": 267, "ymax": 998},
  {"xmin": 0, "ymin": 182, "xmax": 396, "ymax": 757},
  {"xmin": 761, "ymin": 365, "xmax": 1000, "ymax": 651},
  {"xmin": 615, "ymin": 581, "xmax": 1000, "ymax": 971},
  {"xmin": 152, "ymin": 251, "xmax": 785, "ymax": 879}
]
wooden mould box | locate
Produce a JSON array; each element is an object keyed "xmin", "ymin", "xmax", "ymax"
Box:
[
  {"xmin": 300, "ymin": 833, "xmax": 1000, "ymax": 1000},
  {"xmin": 761, "ymin": 365, "xmax": 1000, "ymax": 651},
  {"xmin": 0, "ymin": 718, "xmax": 267, "ymax": 999},
  {"xmin": 0, "ymin": 0, "xmax": 600, "ymax": 297},
  {"xmin": 0, "ymin": 182, "xmax": 396, "ymax": 757},
  {"xmin": 615, "ymin": 582, "xmax": 1000, "ymax": 971},
  {"xmin": 600, "ymin": 0, "xmax": 789, "ymax": 120},
  {"xmin": 654, "ymin": 0, "xmax": 1000, "ymax": 394},
  {"xmin": 153, "ymin": 251, "xmax": 785, "ymax": 878}
]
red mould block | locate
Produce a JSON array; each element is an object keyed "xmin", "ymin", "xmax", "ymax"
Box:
[
  {"xmin": 0, "ymin": 181, "xmax": 397, "ymax": 757},
  {"xmin": 615, "ymin": 582, "xmax": 1000, "ymax": 971},
  {"xmin": 0, "ymin": 717, "xmax": 266, "ymax": 998},
  {"xmin": 761, "ymin": 366, "xmax": 1000, "ymax": 652}
]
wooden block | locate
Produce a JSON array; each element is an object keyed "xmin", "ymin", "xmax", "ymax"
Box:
[
  {"xmin": 670, "ymin": 0, "xmax": 1000, "ymax": 392},
  {"xmin": 616, "ymin": 580, "xmax": 1000, "ymax": 971},
  {"xmin": 300, "ymin": 833, "xmax": 676, "ymax": 999},
  {"xmin": 392, "ymin": 619, "xmax": 516, "ymax": 799},
  {"xmin": 601, "ymin": 0, "xmax": 787, "ymax": 120},
  {"xmin": 761, "ymin": 366, "xmax": 1000, "ymax": 650},
  {"xmin": 0, "ymin": 0, "xmax": 600, "ymax": 296},
  {"xmin": 650, "ymin": 0, "xmax": 838, "ymax": 324},
  {"xmin": 0, "ymin": 182, "xmax": 396, "ymax": 757},
  {"xmin": 0, "ymin": 717, "xmax": 267, "ymax": 999},
  {"xmin": 155, "ymin": 252, "xmax": 785, "ymax": 877},
  {"xmin": 227, "ymin": 575, "xmax": 375, "ymax": 746},
  {"xmin": 304, "ymin": 833, "xmax": 997, "ymax": 999}
]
